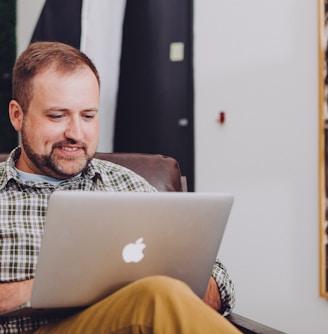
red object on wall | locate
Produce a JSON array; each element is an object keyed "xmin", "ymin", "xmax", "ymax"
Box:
[{"xmin": 218, "ymin": 111, "xmax": 225, "ymax": 124}]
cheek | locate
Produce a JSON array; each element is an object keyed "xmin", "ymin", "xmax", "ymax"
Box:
[
  {"xmin": 24, "ymin": 116, "xmax": 59, "ymax": 141},
  {"xmin": 25, "ymin": 123, "xmax": 64, "ymax": 149},
  {"xmin": 85, "ymin": 124, "xmax": 99, "ymax": 142}
]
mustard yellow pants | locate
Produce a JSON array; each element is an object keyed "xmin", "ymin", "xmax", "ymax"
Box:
[{"xmin": 36, "ymin": 276, "xmax": 241, "ymax": 334}]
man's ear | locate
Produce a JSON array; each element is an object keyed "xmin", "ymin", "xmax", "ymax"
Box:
[{"xmin": 9, "ymin": 100, "xmax": 24, "ymax": 132}]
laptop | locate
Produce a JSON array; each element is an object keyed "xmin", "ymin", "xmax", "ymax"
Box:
[{"xmin": 0, "ymin": 191, "xmax": 233, "ymax": 317}]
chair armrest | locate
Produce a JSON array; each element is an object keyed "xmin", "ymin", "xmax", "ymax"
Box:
[
  {"xmin": 227, "ymin": 313, "xmax": 286, "ymax": 334},
  {"xmin": 95, "ymin": 152, "xmax": 184, "ymax": 192}
]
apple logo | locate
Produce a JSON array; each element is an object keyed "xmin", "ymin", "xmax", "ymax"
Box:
[{"xmin": 122, "ymin": 237, "xmax": 146, "ymax": 263}]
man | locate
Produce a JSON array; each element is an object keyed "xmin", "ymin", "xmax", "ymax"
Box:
[{"xmin": 0, "ymin": 41, "xmax": 239, "ymax": 333}]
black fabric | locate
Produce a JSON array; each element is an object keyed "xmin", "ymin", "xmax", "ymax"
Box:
[
  {"xmin": 114, "ymin": 0, "xmax": 194, "ymax": 191},
  {"xmin": 30, "ymin": 0, "xmax": 82, "ymax": 49},
  {"xmin": 0, "ymin": 0, "xmax": 17, "ymax": 152}
]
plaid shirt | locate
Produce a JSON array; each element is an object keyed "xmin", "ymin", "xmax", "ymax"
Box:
[
  {"xmin": 0, "ymin": 147, "xmax": 235, "ymax": 333},
  {"xmin": 212, "ymin": 260, "xmax": 236, "ymax": 316}
]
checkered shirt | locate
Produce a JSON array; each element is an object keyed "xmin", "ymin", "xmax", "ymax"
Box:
[
  {"xmin": 211, "ymin": 260, "xmax": 236, "ymax": 316},
  {"xmin": 0, "ymin": 147, "xmax": 235, "ymax": 333}
]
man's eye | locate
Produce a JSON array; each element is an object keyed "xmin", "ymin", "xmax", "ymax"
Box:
[
  {"xmin": 83, "ymin": 114, "xmax": 95, "ymax": 121},
  {"xmin": 49, "ymin": 114, "xmax": 64, "ymax": 120}
]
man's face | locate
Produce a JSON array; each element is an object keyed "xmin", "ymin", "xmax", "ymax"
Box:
[{"xmin": 14, "ymin": 66, "xmax": 100, "ymax": 179}]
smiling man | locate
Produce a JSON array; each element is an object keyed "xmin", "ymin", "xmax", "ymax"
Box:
[
  {"xmin": 9, "ymin": 46, "xmax": 100, "ymax": 179},
  {"xmin": 0, "ymin": 41, "xmax": 239, "ymax": 333}
]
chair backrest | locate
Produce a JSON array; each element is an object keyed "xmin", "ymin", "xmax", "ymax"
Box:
[{"xmin": 0, "ymin": 152, "xmax": 186, "ymax": 192}]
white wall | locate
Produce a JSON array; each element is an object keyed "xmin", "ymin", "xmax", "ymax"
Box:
[
  {"xmin": 194, "ymin": 1, "xmax": 328, "ymax": 333},
  {"xmin": 16, "ymin": 0, "xmax": 44, "ymax": 55},
  {"xmin": 16, "ymin": 0, "xmax": 328, "ymax": 333}
]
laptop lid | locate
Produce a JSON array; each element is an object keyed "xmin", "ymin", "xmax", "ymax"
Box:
[{"xmin": 30, "ymin": 191, "xmax": 233, "ymax": 309}]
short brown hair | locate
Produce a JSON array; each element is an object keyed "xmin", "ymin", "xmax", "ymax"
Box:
[{"xmin": 12, "ymin": 41, "xmax": 100, "ymax": 113}]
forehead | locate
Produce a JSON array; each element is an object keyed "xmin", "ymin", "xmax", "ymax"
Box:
[
  {"xmin": 28, "ymin": 66, "xmax": 100, "ymax": 110},
  {"xmin": 31, "ymin": 66, "xmax": 99, "ymax": 94}
]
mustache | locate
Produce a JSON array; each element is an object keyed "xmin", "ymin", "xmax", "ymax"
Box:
[{"xmin": 52, "ymin": 139, "xmax": 87, "ymax": 150}]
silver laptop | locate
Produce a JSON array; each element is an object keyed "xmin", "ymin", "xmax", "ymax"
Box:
[{"xmin": 0, "ymin": 191, "xmax": 233, "ymax": 317}]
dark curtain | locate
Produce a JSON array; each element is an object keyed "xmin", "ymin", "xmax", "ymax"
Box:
[
  {"xmin": 0, "ymin": 0, "xmax": 17, "ymax": 152},
  {"xmin": 30, "ymin": 0, "xmax": 82, "ymax": 49},
  {"xmin": 114, "ymin": 0, "xmax": 194, "ymax": 191}
]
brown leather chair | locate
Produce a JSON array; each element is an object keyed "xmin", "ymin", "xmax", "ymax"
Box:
[
  {"xmin": 95, "ymin": 152, "xmax": 187, "ymax": 192},
  {"xmin": 0, "ymin": 151, "xmax": 285, "ymax": 333}
]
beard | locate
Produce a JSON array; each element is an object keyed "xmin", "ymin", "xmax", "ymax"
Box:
[{"xmin": 20, "ymin": 126, "xmax": 94, "ymax": 179}]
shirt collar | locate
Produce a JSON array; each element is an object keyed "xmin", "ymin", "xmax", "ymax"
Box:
[{"xmin": 0, "ymin": 147, "xmax": 102, "ymax": 189}]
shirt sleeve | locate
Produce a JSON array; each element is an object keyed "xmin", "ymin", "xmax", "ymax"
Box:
[{"xmin": 211, "ymin": 259, "xmax": 236, "ymax": 316}]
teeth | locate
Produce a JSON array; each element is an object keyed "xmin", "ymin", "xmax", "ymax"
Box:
[{"xmin": 62, "ymin": 147, "xmax": 78, "ymax": 152}]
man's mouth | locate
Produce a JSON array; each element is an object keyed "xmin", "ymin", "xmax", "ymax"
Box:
[
  {"xmin": 52, "ymin": 141, "xmax": 87, "ymax": 158},
  {"xmin": 54, "ymin": 146, "xmax": 86, "ymax": 158},
  {"xmin": 61, "ymin": 146, "xmax": 80, "ymax": 152}
]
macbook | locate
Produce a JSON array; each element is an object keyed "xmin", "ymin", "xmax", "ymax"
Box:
[{"xmin": 0, "ymin": 191, "xmax": 233, "ymax": 317}]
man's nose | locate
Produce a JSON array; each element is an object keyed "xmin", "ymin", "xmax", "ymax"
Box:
[{"xmin": 64, "ymin": 118, "xmax": 83, "ymax": 141}]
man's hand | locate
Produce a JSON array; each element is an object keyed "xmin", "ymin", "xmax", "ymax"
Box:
[
  {"xmin": 0, "ymin": 279, "xmax": 33, "ymax": 313},
  {"xmin": 203, "ymin": 276, "xmax": 222, "ymax": 311}
]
